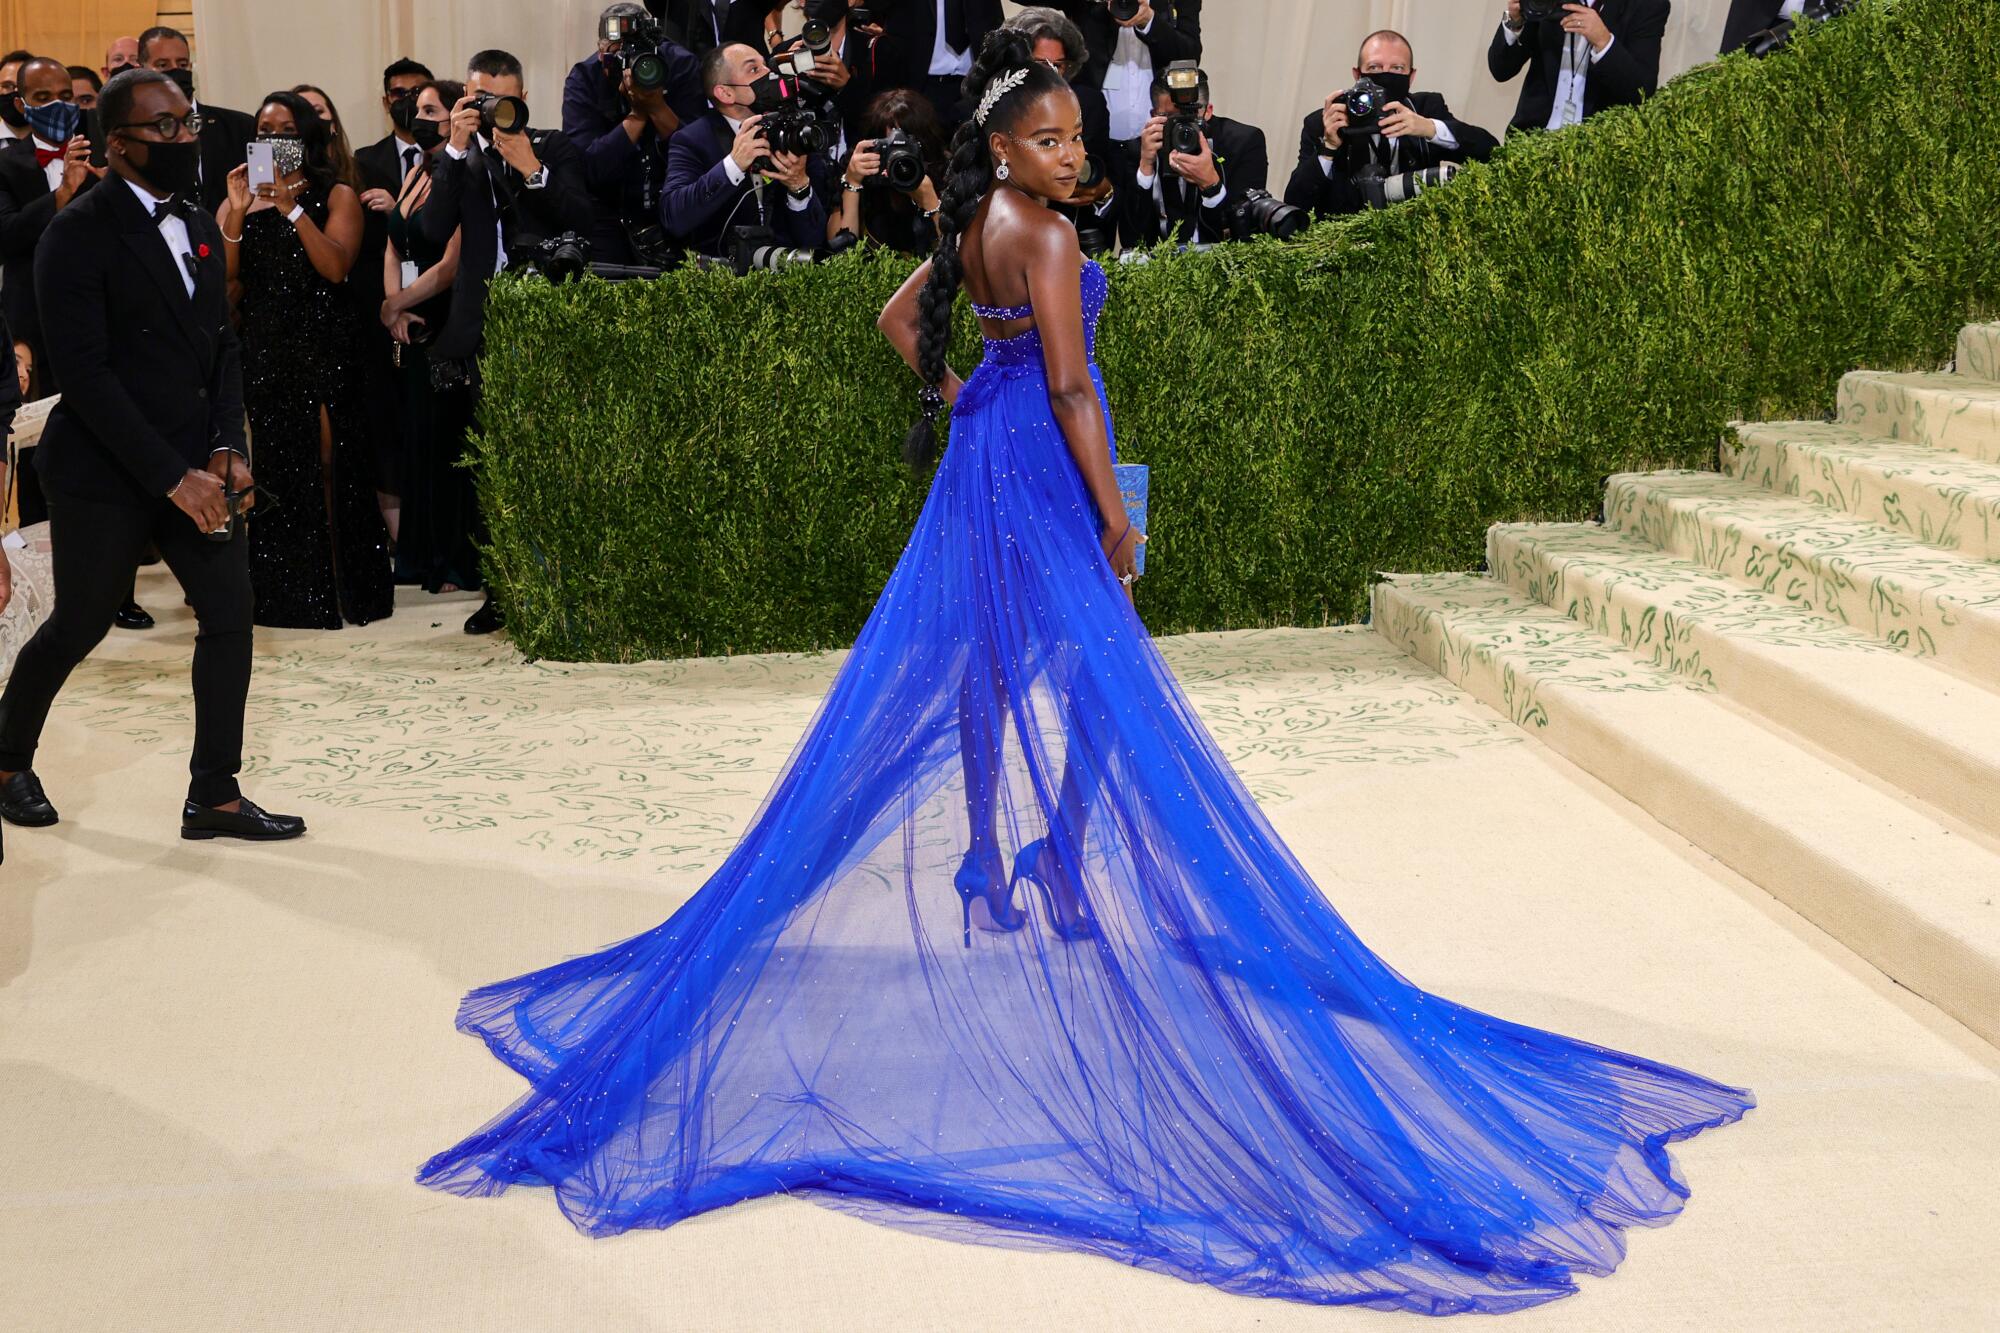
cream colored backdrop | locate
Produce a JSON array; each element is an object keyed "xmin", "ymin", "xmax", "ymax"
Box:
[{"xmin": 190, "ymin": 0, "xmax": 1734, "ymax": 183}]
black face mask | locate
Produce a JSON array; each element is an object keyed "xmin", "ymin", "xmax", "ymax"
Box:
[
  {"xmin": 0, "ymin": 95, "xmax": 27, "ymax": 130},
  {"xmin": 127, "ymin": 136, "xmax": 201, "ymax": 197},
  {"xmin": 1368, "ymin": 71, "xmax": 1413, "ymax": 106},
  {"xmin": 390, "ymin": 95, "xmax": 419, "ymax": 133},
  {"xmin": 749, "ymin": 73, "xmax": 786, "ymax": 116},
  {"xmin": 166, "ymin": 67, "xmax": 196, "ymax": 100},
  {"xmin": 410, "ymin": 117, "xmax": 444, "ymax": 151}
]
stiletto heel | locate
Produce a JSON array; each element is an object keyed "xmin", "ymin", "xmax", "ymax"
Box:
[
  {"xmin": 955, "ymin": 849, "xmax": 1026, "ymax": 947},
  {"xmin": 1009, "ymin": 838, "xmax": 1099, "ymax": 942}
]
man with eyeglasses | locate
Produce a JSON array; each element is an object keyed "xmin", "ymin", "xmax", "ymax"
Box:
[
  {"xmin": 1285, "ymin": 29, "xmax": 1498, "ymax": 220},
  {"xmin": 137, "ymin": 25, "xmax": 256, "ymax": 213},
  {"xmin": 0, "ymin": 69, "xmax": 307, "ymax": 846}
]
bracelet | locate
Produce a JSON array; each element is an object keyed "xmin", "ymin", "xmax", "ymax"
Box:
[
  {"xmin": 285, "ymin": 203, "xmax": 305, "ymax": 224},
  {"xmin": 920, "ymin": 205, "xmax": 940, "ymax": 219},
  {"xmin": 842, "ymin": 179, "xmax": 863, "ymax": 193},
  {"xmin": 221, "ymin": 228, "xmax": 243, "ymax": 243},
  {"xmin": 1107, "ymin": 522, "xmax": 1135, "ymax": 556}
]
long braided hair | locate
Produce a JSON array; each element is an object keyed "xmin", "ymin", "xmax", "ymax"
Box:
[{"xmin": 903, "ymin": 31, "xmax": 1071, "ymax": 467}]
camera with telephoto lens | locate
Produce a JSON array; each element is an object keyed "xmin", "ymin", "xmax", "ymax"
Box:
[
  {"xmin": 1333, "ymin": 76, "xmax": 1387, "ymax": 137},
  {"xmin": 1746, "ymin": 0, "xmax": 1856, "ymax": 56},
  {"xmin": 1161, "ymin": 61, "xmax": 1207, "ymax": 159},
  {"xmin": 799, "ymin": 18, "xmax": 835, "ymax": 56},
  {"xmin": 1519, "ymin": 0, "xmax": 1567, "ymax": 21},
  {"xmin": 1354, "ymin": 159, "xmax": 1461, "ymax": 209},
  {"xmin": 472, "ymin": 91, "xmax": 530, "ymax": 134},
  {"xmin": 730, "ymin": 225, "xmax": 819, "ymax": 276},
  {"xmin": 762, "ymin": 103, "xmax": 827, "ymax": 156},
  {"xmin": 602, "ymin": 9, "xmax": 670, "ymax": 92},
  {"xmin": 1232, "ymin": 188, "xmax": 1308, "ymax": 240},
  {"xmin": 1098, "ymin": 0, "xmax": 1143, "ymax": 21},
  {"xmin": 513, "ymin": 231, "xmax": 592, "ymax": 283},
  {"xmin": 863, "ymin": 129, "xmax": 926, "ymax": 193}
]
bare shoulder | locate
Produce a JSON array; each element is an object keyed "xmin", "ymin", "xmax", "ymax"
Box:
[{"xmin": 1011, "ymin": 202, "xmax": 1082, "ymax": 271}]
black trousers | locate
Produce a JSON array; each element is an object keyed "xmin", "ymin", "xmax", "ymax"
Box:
[{"xmin": 0, "ymin": 487, "xmax": 255, "ymax": 806}]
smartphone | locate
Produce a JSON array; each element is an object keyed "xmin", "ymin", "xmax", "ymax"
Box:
[
  {"xmin": 246, "ymin": 140, "xmax": 276, "ymax": 189},
  {"xmin": 84, "ymin": 108, "xmax": 108, "ymax": 169}
]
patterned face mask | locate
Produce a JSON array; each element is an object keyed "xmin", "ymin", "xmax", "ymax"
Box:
[{"xmin": 257, "ymin": 133, "xmax": 305, "ymax": 177}]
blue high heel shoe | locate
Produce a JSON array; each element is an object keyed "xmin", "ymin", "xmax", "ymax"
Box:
[
  {"xmin": 1010, "ymin": 838, "xmax": 1099, "ymax": 942},
  {"xmin": 955, "ymin": 848, "xmax": 1027, "ymax": 948}
]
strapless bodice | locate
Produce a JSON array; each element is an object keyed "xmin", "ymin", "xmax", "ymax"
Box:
[{"xmin": 971, "ymin": 258, "xmax": 1108, "ymax": 370}]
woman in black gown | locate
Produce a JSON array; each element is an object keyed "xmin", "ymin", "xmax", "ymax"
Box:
[{"xmin": 218, "ymin": 90, "xmax": 393, "ymax": 628}]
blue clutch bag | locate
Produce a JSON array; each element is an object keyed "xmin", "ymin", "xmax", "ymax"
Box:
[{"xmin": 1114, "ymin": 463, "xmax": 1148, "ymax": 577}]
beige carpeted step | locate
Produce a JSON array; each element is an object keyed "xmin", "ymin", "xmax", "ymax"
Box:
[
  {"xmin": 1603, "ymin": 470, "xmax": 2000, "ymax": 688},
  {"xmin": 1838, "ymin": 369, "xmax": 2000, "ymax": 462},
  {"xmin": 1371, "ymin": 571, "xmax": 2000, "ymax": 1048},
  {"xmin": 1487, "ymin": 521, "xmax": 2000, "ymax": 840},
  {"xmin": 1959, "ymin": 322, "xmax": 2000, "ymax": 381},
  {"xmin": 1723, "ymin": 421, "xmax": 2000, "ymax": 561}
]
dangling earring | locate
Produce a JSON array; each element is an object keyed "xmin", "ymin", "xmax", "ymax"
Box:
[{"xmin": 996, "ymin": 160, "xmax": 1010, "ymax": 182}]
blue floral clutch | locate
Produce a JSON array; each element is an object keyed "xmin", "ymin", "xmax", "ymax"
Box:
[{"xmin": 1114, "ymin": 463, "xmax": 1148, "ymax": 576}]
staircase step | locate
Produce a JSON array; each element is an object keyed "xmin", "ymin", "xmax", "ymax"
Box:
[
  {"xmin": 1603, "ymin": 470, "xmax": 2000, "ymax": 688},
  {"xmin": 1488, "ymin": 521, "xmax": 2000, "ymax": 840},
  {"xmin": 1372, "ymin": 572, "xmax": 2000, "ymax": 1049},
  {"xmin": 1837, "ymin": 369, "xmax": 2000, "ymax": 462},
  {"xmin": 1724, "ymin": 420, "xmax": 2000, "ymax": 561},
  {"xmin": 1959, "ymin": 322, "xmax": 2000, "ymax": 381}
]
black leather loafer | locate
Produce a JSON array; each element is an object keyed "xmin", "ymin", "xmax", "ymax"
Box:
[
  {"xmin": 114, "ymin": 600, "xmax": 156, "ymax": 631},
  {"xmin": 463, "ymin": 596, "xmax": 505, "ymax": 635},
  {"xmin": 0, "ymin": 770, "xmax": 59, "ymax": 826},
  {"xmin": 181, "ymin": 797, "xmax": 307, "ymax": 842}
]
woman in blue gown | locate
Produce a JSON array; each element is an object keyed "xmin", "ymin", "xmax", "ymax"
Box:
[{"xmin": 418, "ymin": 35, "xmax": 1753, "ymax": 1315}]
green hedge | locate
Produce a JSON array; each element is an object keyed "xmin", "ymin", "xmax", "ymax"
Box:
[{"xmin": 474, "ymin": 0, "xmax": 2000, "ymax": 662}]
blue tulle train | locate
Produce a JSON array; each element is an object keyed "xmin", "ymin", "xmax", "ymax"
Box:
[{"xmin": 418, "ymin": 261, "xmax": 1752, "ymax": 1314}]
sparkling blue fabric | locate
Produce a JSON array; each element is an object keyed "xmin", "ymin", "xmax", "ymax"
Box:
[{"xmin": 418, "ymin": 257, "xmax": 1753, "ymax": 1314}]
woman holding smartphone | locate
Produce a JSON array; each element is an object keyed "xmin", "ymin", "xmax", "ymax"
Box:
[{"xmin": 218, "ymin": 89, "xmax": 392, "ymax": 629}]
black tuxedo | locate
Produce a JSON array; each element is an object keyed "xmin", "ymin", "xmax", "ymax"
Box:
[
  {"xmin": 661, "ymin": 110, "xmax": 831, "ymax": 259},
  {"xmin": 0, "ymin": 175, "xmax": 256, "ymax": 808},
  {"xmin": 661, "ymin": 0, "xmax": 767, "ymax": 57},
  {"xmin": 1112, "ymin": 113, "xmax": 1264, "ymax": 247},
  {"xmin": 1282, "ymin": 93, "xmax": 1499, "ymax": 219},
  {"xmin": 194, "ymin": 101, "xmax": 257, "ymax": 213},
  {"xmin": 1486, "ymin": 0, "xmax": 1669, "ymax": 132},
  {"xmin": 413, "ymin": 129, "xmax": 595, "ymax": 362},
  {"xmin": 871, "ymin": 0, "xmax": 1005, "ymax": 122},
  {"xmin": 1058, "ymin": 0, "xmax": 1202, "ymax": 89},
  {"xmin": 1721, "ymin": 0, "xmax": 1792, "ymax": 53},
  {"xmin": 357, "ymin": 131, "xmax": 425, "ymax": 196},
  {"xmin": 0, "ymin": 136, "xmax": 81, "ymax": 375}
]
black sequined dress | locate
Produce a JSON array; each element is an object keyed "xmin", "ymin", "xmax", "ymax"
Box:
[{"xmin": 238, "ymin": 188, "xmax": 394, "ymax": 628}]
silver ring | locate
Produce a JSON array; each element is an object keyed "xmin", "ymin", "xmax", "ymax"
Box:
[{"xmin": 1120, "ymin": 573, "xmax": 1136, "ymax": 586}]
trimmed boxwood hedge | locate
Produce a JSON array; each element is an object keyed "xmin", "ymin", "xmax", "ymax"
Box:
[{"xmin": 472, "ymin": 0, "xmax": 2000, "ymax": 662}]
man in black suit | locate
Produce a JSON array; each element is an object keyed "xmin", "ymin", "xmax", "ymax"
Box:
[
  {"xmin": 1488, "ymin": 0, "xmax": 1669, "ymax": 133},
  {"xmin": 355, "ymin": 58, "xmax": 435, "ymax": 203},
  {"xmin": 565, "ymin": 4, "xmax": 708, "ymax": 265},
  {"xmin": 416, "ymin": 50, "xmax": 594, "ymax": 634},
  {"xmin": 137, "ymin": 26, "xmax": 255, "ymax": 213},
  {"xmin": 1720, "ymin": 0, "xmax": 1808, "ymax": 54},
  {"xmin": 0, "ymin": 70, "xmax": 304, "ymax": 843},
  {"xmin": 871, "ymin": 0, "xmax": 1005, "ymax": 130},
  {"xmin": 0, "ymin": 57, "xmax": 96, "ymax": 393},
  {"xmin": 1113, "ymin": 64, "xmax": 1264, "ymax": 246},
  {"xmin": 1286, "ymin": 31, "xmax": 1499, "ymax": 220},
  {"xmin": 661, "ymin": 44, "xmax": 830, "ymax": 260},
  {"xmin": 1057, "ymin": 0, "xmax": 1200, "ymax": 108}
]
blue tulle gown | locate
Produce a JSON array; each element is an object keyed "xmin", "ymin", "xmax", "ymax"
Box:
[{"xmin": 418, "ymin": 258, "xmax": 1753, "ymax": 1314}]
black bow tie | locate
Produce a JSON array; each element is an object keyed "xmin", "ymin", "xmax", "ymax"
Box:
[{"xmin": 150, "ymin": 195, "xmax": 185, "ymax": 223}]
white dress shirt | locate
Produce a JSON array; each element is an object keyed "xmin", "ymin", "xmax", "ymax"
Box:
[
  {"xmin": 1314, "ymin": 117, "xmax": 1459, "ymax": 179},
  {"xmin": 125, "ymin": 175, "xmax": 196, "ymax": 298},
  {"xmin": 1780, "ymin": 0, "xmax": 1807, "ymax": 15},
  {"xmin": 718, "ymin": 118, "xmax": 815, "ymax": 212},
  {"xmin": 446, "ymin": 133, "xmax": 556, "ymax": 274},
  {"xmin": 1101, "ymin": 22, "xmax": 1157, "ymax": 142},
  {"xmin": 1502, "ymin": 3, "xmax": 1615, "ymax": 131},
  {"xmin": 34, "ymin": 135, "xmax": 62, "ymax": 191},
  {"xmin": 929, "ymin": 1, "xmax": 973, "ymax": 78}
]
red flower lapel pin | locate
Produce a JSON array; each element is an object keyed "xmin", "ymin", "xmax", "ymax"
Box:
[{"xmin": 197, "ymin": 242, "xmax": 212, "ymax": 259}]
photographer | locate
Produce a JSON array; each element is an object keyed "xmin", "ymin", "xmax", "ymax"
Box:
[
  {"xmin": 1116, "ymin": 63, "xmax": 1264, "ymax": 246},
  {"xmin": 1488, "ymin": 0, "xmax": 1669, "ymax": 133},
  {"xmin": 829, "ymin": 88, "xmax": 945, "ymax": 254},
  {"xmin": 872, "ymin": 0, "xmax": 1005, "ymax": 132},
  {"xmin": 1057, "ymin": 1, "xmax": 1200, "ymax": 142},
  {"xmin": 416, "ymin": 50, "xmax": 592, "ymax": 633},
  {"xmin": 565, "ymin": 3, "xmax": 709, "ymax": 265},
  {"xmin": 1285, "ymin": 30, "xmax": 1497, "ymax": 220},
  {"xmin": 661, "ymin": 43, "xmax": 828, "ymax": 260}
]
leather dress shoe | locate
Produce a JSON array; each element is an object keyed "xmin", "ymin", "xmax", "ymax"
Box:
[
  {"xmin": 181, "ymin": 797, "xmax": 307, "ymax": 842},
  {"xmin": 114, "ymin": 599, "xmax": 156, "ymax": 631},
  {"xmin": 463, "ymin": 596, "xmax": 505, "ymax": 635},
  {"xmin": 0, "ymin": 770, "xmax": 59, "ymax": 826}
]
